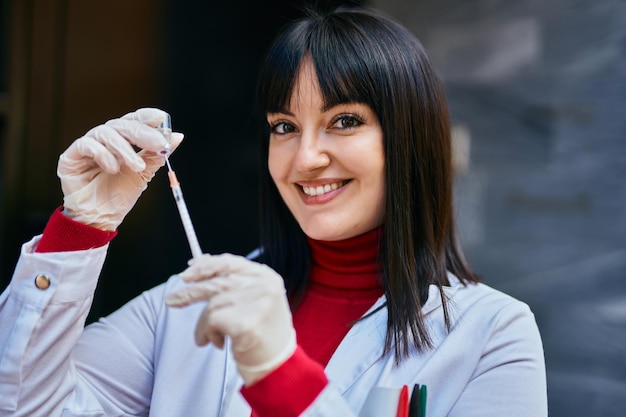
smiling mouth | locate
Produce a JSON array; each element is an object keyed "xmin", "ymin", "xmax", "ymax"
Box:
[{"xmin": 301, "ymin": 180, "xmax": 349, "ymax": 196}]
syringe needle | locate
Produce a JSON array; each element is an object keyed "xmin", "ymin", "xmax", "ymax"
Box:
[{"xmin": 165, "ymin": 156, "xmax": 203, "ymax": 260}]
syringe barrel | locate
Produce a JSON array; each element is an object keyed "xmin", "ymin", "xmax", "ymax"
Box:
[{"xmin": 171, "ymin": 185, "xmax": 203, "ymax": 259}]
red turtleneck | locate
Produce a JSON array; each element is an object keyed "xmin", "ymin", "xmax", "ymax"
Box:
[
  {"xmin": 294, "ymin": 228, "xmax": 384, "ymax": 365},
  {"xmin": 36, "ymin": 209, "xmax": 385, "ymax": 417}
]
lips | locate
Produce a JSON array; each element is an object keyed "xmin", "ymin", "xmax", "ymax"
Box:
[{"xmin": 301, "ymin": 180, "xmax": 349, "ymax": 196}]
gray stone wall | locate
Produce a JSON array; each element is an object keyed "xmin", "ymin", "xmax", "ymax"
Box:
[{"xmin": 372, "ymin": 0, "xmax": 626, "ymax": 415}]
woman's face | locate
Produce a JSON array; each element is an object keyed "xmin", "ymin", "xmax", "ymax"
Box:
[{"xmin": 267, "ymin": 59, "xmax": 385, "ymax": 241}]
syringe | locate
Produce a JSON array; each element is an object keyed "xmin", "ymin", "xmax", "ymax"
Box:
[
  {"xmin": 157, "ymin": 115, "xmax": 203, "ymax": 260},
  {"xmin": 164, "ymin": 157, "xmax": 203, "ymax": 259}
]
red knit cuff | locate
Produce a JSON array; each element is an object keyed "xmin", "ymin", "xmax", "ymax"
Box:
[
  {"xmin": 36, "ymin": 206, "xmax": 118, "ymax": 253},
  {"xmin": 241, "ymin": 346, "xmax": 328, "ymax": 417}
]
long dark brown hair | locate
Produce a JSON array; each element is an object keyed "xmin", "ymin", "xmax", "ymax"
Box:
[{"xmin": 256, "ymin": 6, "xmax": 480, "ymax": 363}]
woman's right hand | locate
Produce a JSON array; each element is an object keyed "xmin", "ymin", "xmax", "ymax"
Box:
[
  {"xmin": 58, "ymin": 107, "xmax": 184, "ymax": 231},
  {"xmin": 165, "ymin": 253, "xmax": 297, "ymax": 386}
]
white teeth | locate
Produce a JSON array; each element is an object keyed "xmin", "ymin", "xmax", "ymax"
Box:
[{"xmin": 302, "ymin": 181, "xmax": 345, "ymax": 196}]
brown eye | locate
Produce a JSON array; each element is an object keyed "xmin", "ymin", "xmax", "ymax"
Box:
[
  {"xmin": 332, "ymin": 114, "xmax": 363, "ymax": 129},
  {"xmin": 269, "ymin": 121, "xmax": 296, "ymax": 134}
]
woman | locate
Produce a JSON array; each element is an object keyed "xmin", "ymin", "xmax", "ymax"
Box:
[{"xmin": 0, "ymin": 6, "xmax": 547, "ymax": 417}]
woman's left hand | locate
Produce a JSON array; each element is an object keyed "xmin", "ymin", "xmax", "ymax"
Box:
[{"xmin": 165, "ymin": 253, "xmax": 296, "ymax": 385}]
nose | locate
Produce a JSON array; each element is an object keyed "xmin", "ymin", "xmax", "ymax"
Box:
[{"xmin": 293, "ymin": 129, "xmax": 330, "ymax": 173}]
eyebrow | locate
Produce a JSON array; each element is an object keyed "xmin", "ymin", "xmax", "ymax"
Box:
[
  {"xmin": 323, "ymin": 100, "xmax": 363, "ymax": 113},
  {"xmin": 268, "ymin": 108, "xmax": 295, "ymax": 116},
  {"xmin": 268, "ymin": 101, "xmax": 364, "ymax": 116}
]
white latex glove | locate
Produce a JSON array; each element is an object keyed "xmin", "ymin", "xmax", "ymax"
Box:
[
  {"xmin": 165, "ymin": 253, "xmax": 297, "ymax": 385},
  {"xmin": 58, "ymin": 108, "xmax": 184, "ymax": 231}
]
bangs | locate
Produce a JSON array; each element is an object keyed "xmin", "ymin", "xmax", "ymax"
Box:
[{"xmin": 258, "ymin": 11, "xmax": 386, "ymax": 115}]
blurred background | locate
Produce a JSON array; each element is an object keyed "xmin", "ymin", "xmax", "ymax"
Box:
[{"xmin": 1, "ymin": 0, "xmax": 624, "ymax": 415}]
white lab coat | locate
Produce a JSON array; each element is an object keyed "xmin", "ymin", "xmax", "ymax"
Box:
[{"xmin": 0, "ymin": 236, "xmax": 547, "ymax": 416}]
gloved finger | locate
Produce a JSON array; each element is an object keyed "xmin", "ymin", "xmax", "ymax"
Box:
[
  {"xmin": 137, "ymin": 131, "xmax": 185, "ymax": 174},
  {"xmin": 120, "ymin": 107, "xmax": 168, "ymax": 128},
  {"xmin": 196, "ymin": 289, "xmax": 270, "ymax": 350},
  {"xmin": 170, "ymin": 132, "xmax": 185, "ymax": 151},
  {"xmin": 105, "ymin": 118, "xmax": 169, "ymax": 153},
  {"xmin": 195, "ymin": 310, "xmax": 226, "ymax": 348},
  {"xmin": 58, "ymin": 135, "xmax": 121, "ymax": 175},
  {"xmin": 194, "ymin": 301, "xmax": 245, "ymax": 348},
  {"xmin": 202, "ymin": 279, "xmax": 255, "ymax": 311},
  {"xmin": 180, "ymin": 253, "xmax": 268, "ymax": 283},
  {"xmin": 164, "ymin": 280, "xmax": 223, "ymax": 307},
  {"xmin": 90, "ymin": 124, "xmax": 149, "ymax": 170},
  {"xmin": 59, "ymin": 123, "xmax": 148, "ymax": 175}
]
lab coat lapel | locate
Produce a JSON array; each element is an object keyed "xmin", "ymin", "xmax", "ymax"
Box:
[
  {"xmin": 324, "ymin": 280, "xmax": 457, "ymax": 394},
  {"xmin": 325, "ymin": 296, "xmax": 388, "ymax": 393}
]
